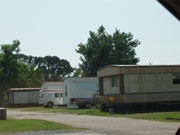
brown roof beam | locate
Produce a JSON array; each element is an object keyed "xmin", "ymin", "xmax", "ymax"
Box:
[{"xmin": 157, "ymin": 0, "xmax": 180, "ymax": 21}]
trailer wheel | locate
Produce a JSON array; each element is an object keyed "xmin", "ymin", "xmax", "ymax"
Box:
[{"xmin": 46, "ymin": 102, "xmax": 53, "ymax": 108}]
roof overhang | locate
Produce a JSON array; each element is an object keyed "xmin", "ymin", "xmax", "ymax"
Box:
[{"xmin": 158, "ymin": 0, "xmax": 180, "ymax": 21}]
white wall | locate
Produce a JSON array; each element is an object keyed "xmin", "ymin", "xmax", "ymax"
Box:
[
  {"xmin": 103, "ymin": 77, "xmax": 120, "ymax": 95},
  {"xmin": 42, "ymin": 82, "xmax": 62, "ymax": 90},
  {"xmin": 62, "ymin": 78, "xmax": 98, "ymax": 105},
  {"xmin": 13, "ymin": 91, "xmax": 39, "ymax": 104}
]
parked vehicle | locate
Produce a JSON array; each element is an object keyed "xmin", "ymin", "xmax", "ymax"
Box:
[
  {"xmin": 70, "ymin": 94, "xmax": 99, "ymax": 108},
  {"xmin": 40, "ymin": 78, "xmax": 99, "ymax": 108},
  {"xmin": 39, "ymin": 82, "xmax": 63, "ymax": 108},
  {"xmin": 62, "ymin": 77, "xmax": 99, "ymax": 108}
]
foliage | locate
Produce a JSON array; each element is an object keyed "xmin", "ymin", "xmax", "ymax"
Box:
[
  {"xmin": 0, "ymin": 40, "xmax": 74, "ymax": 106},
  {"xmin": 112, "ymin": 30, "xmax": 140, "ymax": 64},
  {"xmin": 19, "ymin": 55, "xmax": 74, "ymax": 81},
  {"xmin": 72, "ymin": 68, "xmax": 84, "ymax": 77},
  {"xmin": 0, "ymin": 40, "xmax": 21, "ymax": 80},
  {"xmin": 76, "ymin": 25, "xmax": 140, "ymax": 76},
  {"xmin": 0, "ymin": 40, "xmax": 43, "ymax": 106}
]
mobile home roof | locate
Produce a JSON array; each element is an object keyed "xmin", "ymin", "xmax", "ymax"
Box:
[
  {"xmin": 64, "ymin": 77, "xmax": 98, "ymax": 82},
  {"xmin": 9, "ymin": 88, "xmax": 41, "ymax": 91},
  {"xmin": 97, "ymin": 65, "xmax": 180, "ymax": 77}
]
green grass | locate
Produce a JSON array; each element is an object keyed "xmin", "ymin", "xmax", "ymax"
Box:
[
  {"xmin": 0, "ymin": 119, "xmax": 80, "ymax": 132},
  {"xmin": 19, "ymin": 107, "xmax": 113, "ymax": 116},
  {"xmin": 126, "ymin": 111, "xmax": 180, "ymax": 122},
  {"xmin": 19, "ymin": 107, "xmax": 180, "ymax": 122}
]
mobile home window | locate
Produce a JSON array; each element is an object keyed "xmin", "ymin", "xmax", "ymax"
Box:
[
  {"xmin": 112, "ymin": 76, "xmax": 118, "ymax": 87},
  {"xmin": 65, "ymin": 85, "xmax": 67, "ymax": 97},
  {"xmin": 173, "ymin": 74, "xmax": 180, "ymax": 84}
]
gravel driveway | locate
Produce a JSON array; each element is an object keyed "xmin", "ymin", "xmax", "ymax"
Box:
[{"xmin": 7, "ymin": 109, "xmax": 180, "ymax": 135}]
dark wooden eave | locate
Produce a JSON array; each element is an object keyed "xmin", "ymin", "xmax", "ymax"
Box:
[{"xmin": 158, "ymin": 0, "xmax": 180, "ymax": 21}]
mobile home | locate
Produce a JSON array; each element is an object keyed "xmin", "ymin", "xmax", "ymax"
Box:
[
  {"xmin": 8, "ymin": 88, "xmax": 41, "ymax": 107},
  {"xmin": 62, "ymin": 77, "xmax": 98, "ymax": 108},
  {"xmin": 97, "ymin": 65, "xmax": 180, "ymax": 109}
]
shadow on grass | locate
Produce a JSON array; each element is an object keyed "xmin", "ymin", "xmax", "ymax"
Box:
[{"xmin": 102, "ymin": 103, "xmax": 180, "ymax": 115}]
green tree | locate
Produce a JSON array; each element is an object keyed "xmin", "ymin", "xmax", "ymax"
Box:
[
  {"xmin": 0, "ymin": 40, "xmax": 21, "ymax": 106},
  {"xmin": 76, "ymin": 25, "xmax": 140, "ymax": 77},
  {"xmin": 72, "ymin": 68, "xmax": 83, "ymax": 77},
  {"xmin": 0, "ymin": 40, "xmax": 43, "ymax": 106},
  {"xmin": 42, "ymin": 56, "xmax": 73, "ymax": 81},
  {"xmin": 0, "ymin": 40, "xmax": 20, "ymax": 80},
  {"xmin": 19, "ymin": 55, "xmax": 73, "ymax": 81},
  {"xmin": 112, "ymin": 30, "xmax": 140, "ymax": 64}
]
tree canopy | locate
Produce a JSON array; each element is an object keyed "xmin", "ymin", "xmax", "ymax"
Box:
[
  {"xmin": 19, "ymin": 55, "xmax": 73, "ymax": 81},
  {"xmin": 0, "ymin": 40, "xmax": 73, "ymax": 106},
  {"xmin": 76, "ymin": 25, "xmax": 140, "ymax": 77},
  {"xmin": 0, "ymin": 40, "xmax": 42, "ymax": 106}
]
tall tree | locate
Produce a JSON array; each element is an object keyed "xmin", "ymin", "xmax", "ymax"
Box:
[
  {"xmin": 0, "ymin": 40, "xmax": 20, "ymax": 80},
  {"xmin": 112, "ymin": 29, "xmax": 140, "ymax": 64},
  {"xmin": 76, "ymin": 25, "xmax": 140, "ymax": 77},
  {"xmin": 19, "ymin": 55, "xmax": 73, "ymax": 81},
  {"xmin": 0, "ymin": 40, "xmax": 43, "ymax": 106},
  {"xmin": 0, "ymin": 40, "xmax": 21, "ymax": 106},
  {"xmin": 41, "ymin": 56, "xmax": 73, "ymax": 81},
  {"xmin": 76, "ymin": 26, "xmax": 113, "ymax": 77}
]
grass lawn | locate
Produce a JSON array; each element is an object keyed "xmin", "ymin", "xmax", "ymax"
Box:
[
  {"xmin": 0, "ymin": 119, "xmax": 80, "ymax": 132},
  {"xmin": 19, "ymin": 107, "xmax": 180, "ymax": 122},
  {"xmin": 20, "ymin": 107, "xmax": 111, "ymax": 116},
  {"xmin": 126, "ymin": 111, "xmax": 180, "ymax": 122}
]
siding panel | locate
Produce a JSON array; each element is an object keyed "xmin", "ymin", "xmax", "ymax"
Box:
[{"xmin": 124, "ymin": 74, "xmax": 180, "ymax": 93}]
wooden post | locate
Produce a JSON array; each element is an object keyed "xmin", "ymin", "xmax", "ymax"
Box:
[{"xmin": 0, "ymin": 108, "xmax": 6, "ymax": 120}]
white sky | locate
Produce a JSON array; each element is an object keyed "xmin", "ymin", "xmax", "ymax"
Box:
[{"xmin": 0, "ymin": 0, "xmax": 180, "ymax": 68}]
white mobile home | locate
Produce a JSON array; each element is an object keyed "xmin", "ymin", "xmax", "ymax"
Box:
[
  {"xmin": 62, "ymin": 77, "xmax": 98, "ymax": 108},
  {"xmin": 97, "ymin": 65, "xmax": 180, "ymax": 108},
  {"xmin": 8, "ymin": 88, "xmax": 41, "ymax": 107}
]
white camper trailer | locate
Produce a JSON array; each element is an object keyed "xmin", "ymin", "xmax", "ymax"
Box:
[
  {"xmin": 62, "ymin": 77, "xmax": 99, "ymax": 108},
  {"xmin": 39, "ymin": 82, "xmax": 63, "ymax": 108}
]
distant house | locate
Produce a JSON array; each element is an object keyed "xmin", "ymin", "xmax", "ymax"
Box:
[{"xmin": 8, "ymin": 88, "xmax": 41, "ymax": 107}]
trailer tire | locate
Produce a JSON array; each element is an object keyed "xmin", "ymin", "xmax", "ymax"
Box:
[{"xmin": 46, "ymin": 102, "xmax": 53, "ymax": 108}]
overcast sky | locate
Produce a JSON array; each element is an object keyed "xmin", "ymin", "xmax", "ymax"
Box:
[{"xmin": 0, "ymin": 0, "xmax": 180, "ymax": 68}]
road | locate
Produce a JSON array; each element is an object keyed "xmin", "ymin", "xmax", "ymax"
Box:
[{"xmin": 7, "ymin": 109, "xmax": 180, "ymax": 135}]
